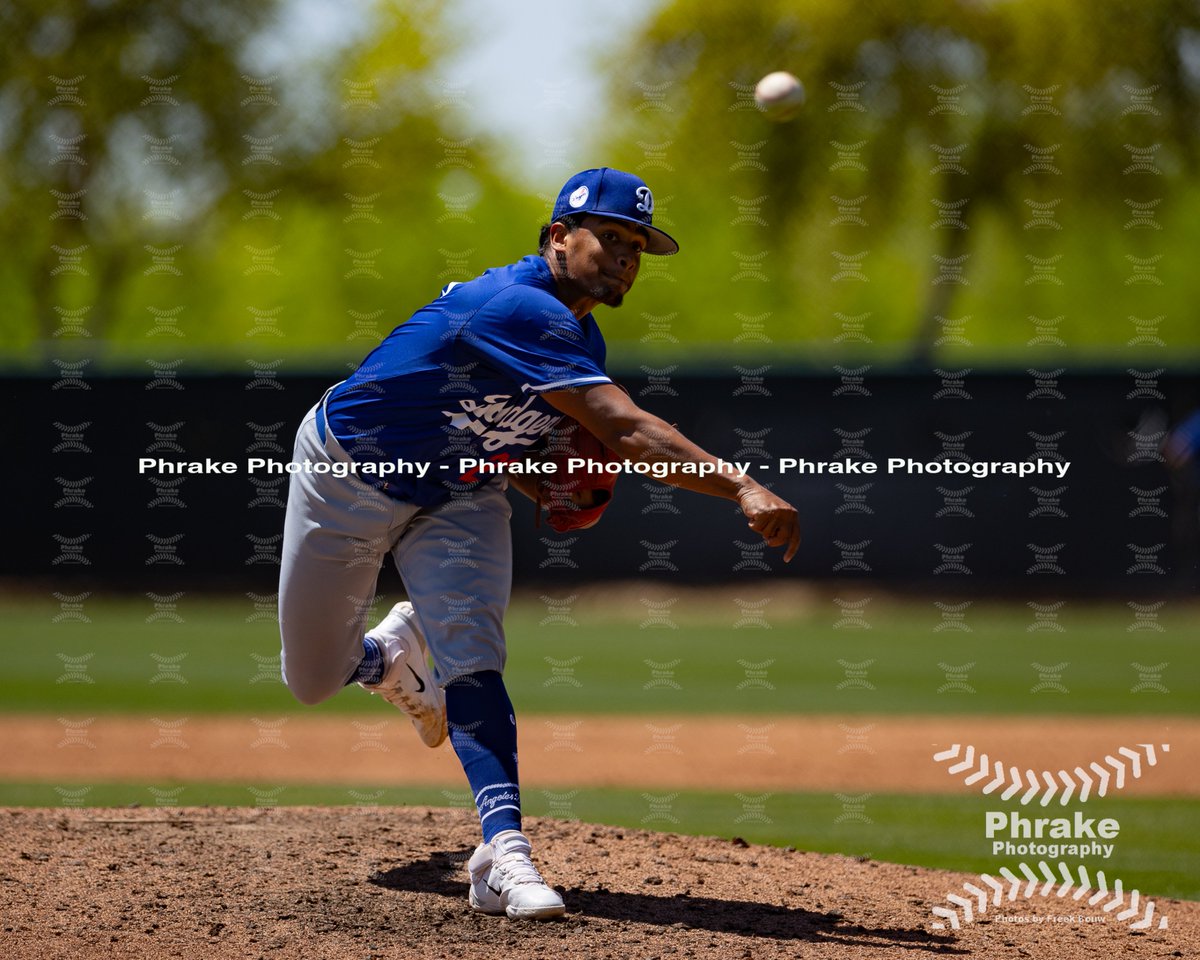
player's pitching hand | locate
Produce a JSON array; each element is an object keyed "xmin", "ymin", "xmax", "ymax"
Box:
[{"xmin": 736, "ymin": 483, "xmax": 801, "ymax": 563}]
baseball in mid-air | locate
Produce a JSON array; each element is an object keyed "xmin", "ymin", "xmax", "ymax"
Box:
[{"xmin": 754, "ymin": 71, "xmax": 805, "ymax": 121}]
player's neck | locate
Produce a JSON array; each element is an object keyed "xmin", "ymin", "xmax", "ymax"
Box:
[{"xmin": 544, "ymin": 254, "xmax": 599, "ymax": 319}]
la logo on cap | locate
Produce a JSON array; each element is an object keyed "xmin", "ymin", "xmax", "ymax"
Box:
[{"xmin": 569, "ymin": 185, "xmax": 589, "ymax": 208}]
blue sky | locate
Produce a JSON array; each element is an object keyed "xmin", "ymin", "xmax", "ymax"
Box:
[
  {"xmin": 250, "ymin": 0, "xmax": 661, "ymax": 184},
  {"xmin": 441, "ymin": 0, "xmax": 661, "ymax": 180}
]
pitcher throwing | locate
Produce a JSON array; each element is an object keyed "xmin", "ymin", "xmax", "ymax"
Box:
[{"xmin": 277, "ymin": 167, "xmax": 800, "ymax": 919}]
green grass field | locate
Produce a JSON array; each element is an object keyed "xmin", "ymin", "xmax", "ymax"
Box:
[
  {"xmin": 2, "ymin": 592, "xmax": 1196, "ymax": 900},
  {"xmin": 1, "ymin": 592, "xmax": 1196, "ymax": 715}
]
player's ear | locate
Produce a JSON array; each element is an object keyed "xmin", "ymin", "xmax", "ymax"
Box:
[{"xmin": 547, "ymin": 221, "xmax": 571, "ymax": 251}]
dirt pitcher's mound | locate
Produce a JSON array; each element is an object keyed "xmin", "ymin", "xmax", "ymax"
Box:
[{"xmin": 2, "ymin": 807, "xmax": 1195, "ymax": 960}]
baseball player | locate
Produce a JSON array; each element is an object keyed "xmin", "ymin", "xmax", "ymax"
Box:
[{"xmin": 278, "ymin": 167, "xmax": 800, "ymax": 920}]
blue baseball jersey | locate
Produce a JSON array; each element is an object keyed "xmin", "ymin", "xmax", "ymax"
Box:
[{"xmin": 325, "ymin": 255, "xmax": 611, "ymax": 506}]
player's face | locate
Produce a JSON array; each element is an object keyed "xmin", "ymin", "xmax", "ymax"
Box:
[{"xmin": 563, "ymin": 216, "xmax": 646, "ymax": 308}]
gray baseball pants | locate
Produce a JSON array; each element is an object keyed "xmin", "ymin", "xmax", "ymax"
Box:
[{"xmin": 277, "ymin": 400, "xmax": 512, "ymax": 704}]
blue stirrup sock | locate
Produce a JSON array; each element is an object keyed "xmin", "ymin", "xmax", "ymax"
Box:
[
  {"xmin": 346, "ymin": 636, "xmax": 384, "ymax": 686},
  {"xmin": 445, "ymin": 670, "xmax": 522, "ymax": 843}
]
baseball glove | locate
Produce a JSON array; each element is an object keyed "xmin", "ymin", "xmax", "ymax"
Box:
[{"xmin": 536, "ymin": 416, "xmax": 621, "ymax": 532}]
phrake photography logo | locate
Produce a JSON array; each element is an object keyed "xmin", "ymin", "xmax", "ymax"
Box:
[{"xmin": 928, "ymin": 742, "xmax": 1171, "ymax": 931}]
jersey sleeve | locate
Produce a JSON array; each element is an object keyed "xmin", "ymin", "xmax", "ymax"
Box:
[{"xmin": 462, "ymin": 288, "xmax": 612, "ymax": 393}]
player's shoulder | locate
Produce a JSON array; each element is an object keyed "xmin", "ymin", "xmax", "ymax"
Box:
[
  {"xmin": 475, "ymin": 256, "xmax": 574, "ymax": 323},
  {"xmin": 439, "ymin": 256, "xmax": 559, "ymax": 306}
]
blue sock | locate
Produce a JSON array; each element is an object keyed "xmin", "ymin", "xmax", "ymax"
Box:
[
  {"xmin": 445, "ymin": 670, "xmax": 521, "ymax": 843},
  {"xmin": 346, "ymin": 636, "xmax": 384, "ymax": 686}
]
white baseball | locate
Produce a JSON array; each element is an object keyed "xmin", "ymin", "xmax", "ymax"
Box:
[{"xmin": 754, "ymin": 71, "xmax": 805, "ymax": 120}]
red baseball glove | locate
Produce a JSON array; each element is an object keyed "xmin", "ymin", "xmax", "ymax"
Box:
[{"xmin": 536, "ymin": 416, "xmax": 621, "ymax": 532}]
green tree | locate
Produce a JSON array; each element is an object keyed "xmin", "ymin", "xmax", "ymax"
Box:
[
  {"xmin": 0, "ymin": 0, "xmax": 536, "ymax": 363},
  {"xmin": 1, "ymin": 1, "xmax": 281, "ymax": 343},
  {"xmin": 600, "ymin": 0, "xmax": 1200, "ymax": 361}
]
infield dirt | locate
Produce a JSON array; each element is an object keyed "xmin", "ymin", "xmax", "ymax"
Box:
[
  {"xmin": 3, "ymin": 713, "xmax": 1193, "ymax": 958},
  {"xmin": 2, "ymin": 806, "xmax": 1196, "ymax": 960},
  {"xmin": 0, "ymin": 713, "xmax": 1192, "ymax": 795}
]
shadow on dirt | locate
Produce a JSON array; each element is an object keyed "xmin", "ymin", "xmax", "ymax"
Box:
[{"xmin": 370, "ymin": 851, "xmax": 967, "ymax": 954}]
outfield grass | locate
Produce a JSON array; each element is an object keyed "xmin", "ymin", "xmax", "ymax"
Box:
[
  {"xmin": 1, "ymin": 781, "xmax": 1193, "ymax": 900},
  {"xmin": 1, "ymin": 593, "xmax": 1195, "ymax": 715}
]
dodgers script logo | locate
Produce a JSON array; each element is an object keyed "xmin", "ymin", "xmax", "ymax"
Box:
[
  {"xmin": 635, "ymin": 186, "xmax": 653, "ymax": 215},
  {"xmin": 443, "ymin": 394, "xmax": 562, "ymax": 452}
]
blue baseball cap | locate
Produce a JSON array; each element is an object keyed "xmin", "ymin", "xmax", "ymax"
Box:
[{"xmin": 551, "ymin": 168, "xmax": 679, "ymax": 256}]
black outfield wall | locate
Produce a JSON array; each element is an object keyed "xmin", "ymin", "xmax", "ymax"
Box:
[{"xmin": 5, "ymin": 369, "xmax": 1198, "ymax": 594}]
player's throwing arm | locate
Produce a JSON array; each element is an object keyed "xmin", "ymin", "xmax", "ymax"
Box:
[{"xmin": 543, "ymin": 381, "xmax": 801, "ymax": 562}]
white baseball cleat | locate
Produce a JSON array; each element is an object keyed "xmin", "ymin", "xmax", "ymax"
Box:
[
  {"xmin": 467, "ymin": 830, "xmax": 566, "ymax": 920},
  {"xmin": 358, "ymin": 602, "xmax": 447, "ymax": 748}
]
